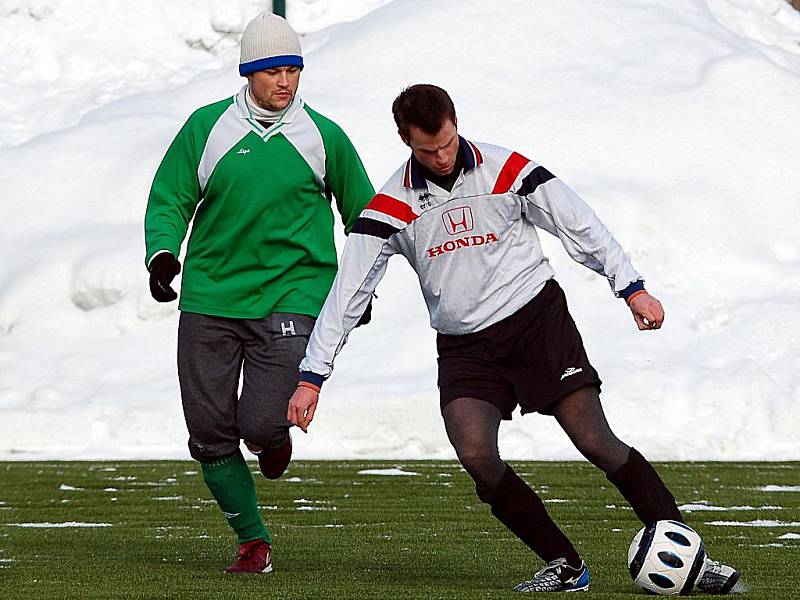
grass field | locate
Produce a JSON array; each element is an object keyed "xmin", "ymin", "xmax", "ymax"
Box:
[{"xmin": 1, "ymin": 460, "xmax": 798, "ymax": 599}]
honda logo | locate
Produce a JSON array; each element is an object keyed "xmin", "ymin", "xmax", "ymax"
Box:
[{"xmin": 441, "ymin": 206, "xmax": 474, "ymax": 235}]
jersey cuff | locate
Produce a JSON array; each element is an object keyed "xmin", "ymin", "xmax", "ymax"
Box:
[
  {"xmin": 619, "ymin": 280, "xmax": 646, "ymax": 302},
  {"xmin": 299, "ymin": 371, "xmax": 325, "ymax": 389}
]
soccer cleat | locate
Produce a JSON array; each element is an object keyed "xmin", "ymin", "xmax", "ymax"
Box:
[
  {"xmin": 514, "ymin": 558, "xmax": 590, "ymax": 593},
  {"xmin": 224, "ymin": 539, "xmax": 273, "ymax": 574},
  {"xmin": 256, "ymin": 433, "xmax": 292, "ymax": 480},
  {"xmin": 695, "ymin": 558, "xmax": 740, "ymax": 594}
]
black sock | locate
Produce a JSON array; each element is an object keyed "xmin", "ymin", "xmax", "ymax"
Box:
[
  {"xmin": 607, "ymin": 447, "xmax": 683, "ymax": 525},
  {"xmin": 477, "ymin": 464, "xmax": 581, "ymax": 567}
]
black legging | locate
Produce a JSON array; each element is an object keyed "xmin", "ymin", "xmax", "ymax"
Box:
[{"xmin": 443, "ymin": 386, "xmax": 630, "ymax": 490}]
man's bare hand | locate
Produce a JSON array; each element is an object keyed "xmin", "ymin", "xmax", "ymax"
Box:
[
  {"xmin": 628, "ymin": 292, "xmax": 665, "ymax": 330},
  {"xmin": 287, "ymin": 386, "xmax": 319, "ymax": 433}
]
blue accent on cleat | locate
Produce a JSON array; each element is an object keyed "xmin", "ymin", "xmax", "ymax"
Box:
[{"xmin": 514, "ymin": 558, "xmax": 590, "ymax": 593}]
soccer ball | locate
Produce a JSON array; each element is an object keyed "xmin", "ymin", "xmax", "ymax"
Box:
[{"xmin": 627, "ymin": 520, "xmax": 707, "ymax": 595}]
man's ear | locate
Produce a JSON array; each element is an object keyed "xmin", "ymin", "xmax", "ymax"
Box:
[{"xmin": 399, "ymin": 130, "xmax": 410, "ymax": 147}]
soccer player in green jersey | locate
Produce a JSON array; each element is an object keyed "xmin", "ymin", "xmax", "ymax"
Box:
[{"xmin": 144, "ymin": 12, "xmax": 374, "ymax": 573}]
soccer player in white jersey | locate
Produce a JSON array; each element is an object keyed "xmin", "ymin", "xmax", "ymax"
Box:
[{"xmin": 287, "ymin": 84, "xmax": 740, "ymax": 594}]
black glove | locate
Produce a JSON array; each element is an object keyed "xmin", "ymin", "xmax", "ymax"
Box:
[
  {"xmin": 148, "ymin": 252, "xmax": 181, "ymax": 302},
  {"xmin": 355, "ymin": 296, "xmax": 374, "ymax": 328}
]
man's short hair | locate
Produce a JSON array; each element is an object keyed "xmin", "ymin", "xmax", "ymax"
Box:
[{"xmin": 392, "ymin": 84, "xmax": 456, "ymax": 140}]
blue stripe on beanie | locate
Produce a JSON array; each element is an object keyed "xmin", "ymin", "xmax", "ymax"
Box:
[{"xmin": 239, "ymin": 54, "xmax": 304, "ymax": 76}]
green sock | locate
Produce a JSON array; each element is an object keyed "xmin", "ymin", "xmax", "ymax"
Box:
[{"xmin": 201, "ymin": 450, "xmax": 271, "ymax": 544}]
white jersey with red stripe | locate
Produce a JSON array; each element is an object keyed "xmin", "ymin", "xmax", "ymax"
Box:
[{"xmin": 299, "ymin": 137, "xmax": 642, "ymax": 381}]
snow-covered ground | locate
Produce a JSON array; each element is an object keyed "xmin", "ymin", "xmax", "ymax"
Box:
[{"xmin": 1, "ymin": 0, "xmax": 799, "ymax": 461}]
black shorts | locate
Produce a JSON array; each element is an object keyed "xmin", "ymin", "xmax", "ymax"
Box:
[{"xmin": 437, "ymin": 279, "xmax": 602, "ymax": 419}]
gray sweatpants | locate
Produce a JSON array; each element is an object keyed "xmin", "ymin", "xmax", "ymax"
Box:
[{"xmin": 177, "ymin": 311, "xmax": 314, "ymax": 462}]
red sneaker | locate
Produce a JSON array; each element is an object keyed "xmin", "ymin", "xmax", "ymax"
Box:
[
  {"xmin": 224, "ymin": 539, "xmax": 273, "ymax": 574},
  {"xmin": 257, "ymin": 434, "xmax": 292, "ymax": 479}
]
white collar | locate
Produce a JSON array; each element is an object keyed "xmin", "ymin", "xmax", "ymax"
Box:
[{"xmin": 235, "ymin": 85, "xmax": 304, "ymax": 124}]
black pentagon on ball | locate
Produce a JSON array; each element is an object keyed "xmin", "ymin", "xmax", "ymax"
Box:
[
  {"xmin": 648, "ymin": 573, "xmax": 676, "ymax": 589},
  {"xmin": 665, "ymin": 530, "xmax": 691, "ymax": 546},
  {"xmin": 657, "ymin": 550, "xmax": 684, "ymax": 568},
  {"xmin": 629, "ymin": 524, "xmax": 658, "ymax": 579}
]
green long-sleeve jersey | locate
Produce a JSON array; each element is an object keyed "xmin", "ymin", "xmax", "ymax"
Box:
[{"xmin": 144, "ymin": 87, "xmax": 375, "ymax": 319}]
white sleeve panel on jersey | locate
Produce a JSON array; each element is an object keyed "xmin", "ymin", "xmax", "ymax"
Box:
[
  {"xmin": 517, "ymin": 167, "xmax": 642, "ymax": 295},
  {"xmin": 299, "ymin": 232, "xmax": 398, "ymax": 379}
]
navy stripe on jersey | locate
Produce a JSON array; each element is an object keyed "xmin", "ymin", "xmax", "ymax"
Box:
[
  {"xmin": 403, "ymin": 159, "xmax": 413, "ymax": 188},
  {"xmin": 406, "ymin": 155, "xmax": 427, "ymax": 189},
  {"xmin": 460, "ymin": 136, "xmax": 477, "ymax": 171},
  {"xmin": 469, "ymin": 141, "xmax": 483, "ymax": 165},
  {"xmin": 351, "ymin": 217, "xmax": 400, "ymax": 239},
  {"xmin": 515, "ymin": 166, "xmax": 556, "ymax": 197}
]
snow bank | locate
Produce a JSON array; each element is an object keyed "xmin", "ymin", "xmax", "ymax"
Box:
[{"xmin": 0, "ymin": 0, "xmax": 799, "ymax": 460}]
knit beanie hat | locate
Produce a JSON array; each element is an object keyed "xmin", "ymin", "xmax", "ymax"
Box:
[{"xmin": 239, "ymin": 12, "xmax": 303, "ymax": 76}]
